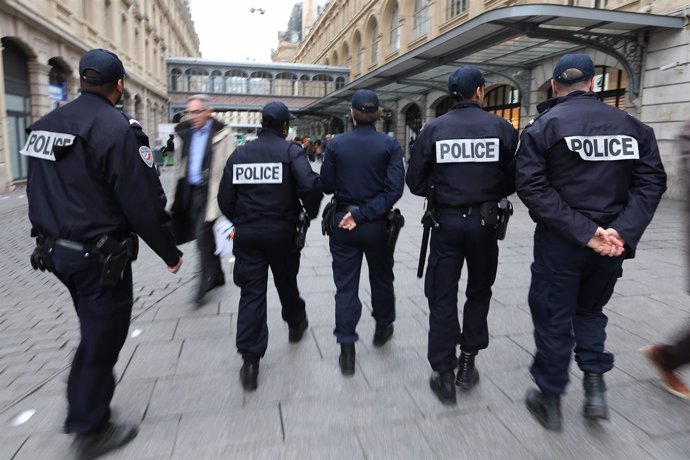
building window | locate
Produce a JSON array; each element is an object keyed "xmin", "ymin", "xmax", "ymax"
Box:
[
  {"xmin": 413, "ymin": 0, "xmax": 430, "ymax": 38},
  {"xmin": 448, "ymin": 0, "xmax": 469, "ymax": 20},
  {"xmin": 370, "ymin": 20, "xmax": 379, "ymax": 65},
  {"xmin": 435, "ymin": 96, "xmax": 454, "ymax": 117},
  {"xmin": 594, "ymin": 65, "xmax": 627, "ymax": 109},
  {"xmin": 354, "ymin": 32, "xmax": 363, "ymax": 75},
  {"xmin": 388, "ymin": 3, "xmax": 400, "ymax": 53},
  {"xmin": 483, "ymin": 85, "xmax": 521, "ymax": 129}
]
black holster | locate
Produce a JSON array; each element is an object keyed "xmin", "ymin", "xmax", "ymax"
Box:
[
  {"xmin": 295, "ymin": 211, "xmax": 310, "ymax": 249},
  {"xmin": 479, "ymin": 199, "xmax": 513, "ymax": 240},
  {"xmin": 96, "ymin": 234, "xmax": 138, "ymax": 286},
  {"xmin": 385, "ymin": 208, "xmax": 405, "ymax": 251},
  {"xmin": 321, "ymin": 197, "xmax": 336, "ymax": 236}
]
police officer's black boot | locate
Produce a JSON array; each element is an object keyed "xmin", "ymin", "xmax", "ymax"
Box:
[
  {"xmin": 288, "ymin": 317, "xmax": 309, "ymax": 343},
  {"xmin": 240, "ymin": 360, "xmax": 259, "ymax": 391},
  {"xmin": 525, "ymin": 388, "xmax": 562, "ymax": 431},
  {"xmin": 582, "ymin": 372, "xmax": 608, "ymax": 420},
  {"xmin": 430, "ymin": 370, "xmax": 457, "ymax": 405},
  {"xmin": 72, "ymin": 422, "xmax": 138, "ymax": 460},
  {"xmin": 372, "ymin": 323, "xmax": 394, "ymax": 347},
  {"xmin": 339, "ymin": 344, "xmax": 355, "ymax": 376},
  {"xmin": 455, "ymin": 351, "xmax": 479, "ymax": 390}
]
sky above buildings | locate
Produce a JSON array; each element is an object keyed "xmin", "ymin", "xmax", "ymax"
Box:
[{"xmin": 189, "ymin": 0, "xmax": 325, "ymax": 63}]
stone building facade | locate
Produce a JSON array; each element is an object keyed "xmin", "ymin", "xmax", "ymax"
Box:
[
  {"xmin": 0, "ymin": 0, "xmax": 200, "ymax": 192},
  {"xmin": 275, "ymin": 0, "xmax": 690, "ymax": 199}
]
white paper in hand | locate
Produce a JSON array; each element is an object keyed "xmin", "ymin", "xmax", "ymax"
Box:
[{"xmin": 213, "ymin": 216, "xmax": 234, "ymax": 257}]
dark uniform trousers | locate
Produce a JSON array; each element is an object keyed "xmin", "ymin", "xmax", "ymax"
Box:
[
  {"xmin": 529, "ymin": 227, "xmax": 622, "ymax": 395},
  {"xmin": 330, "ymin": 211, "xmax": 395, "ymax": 344},
  {"xmin": 426, "ymin": 212, "xmax": 498, "ymax": 373},
  {"xmin": 42, "ymin": 243, "xmax": 133, "ymax": 435},
  {"xmin": 190, "ymin": 185, "xmax": 222, "ymax": 283},
  {"xmin": 233, "ymin": 221, "xmax": 306, "ymax": 361}
]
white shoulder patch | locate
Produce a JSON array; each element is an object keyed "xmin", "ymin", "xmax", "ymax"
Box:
[
  {"xmin": 129, "ymin": 118, "xmax": 141, "ymax": 127},
  {"xmin": 564, "ymin": 135, "xmax": 639, "ymax": 161},
  {"xmin": 139, "ymin": 146, "xmax": 154, "ymax": 167},
  {"xmin": 20, "ymin": 130, "xmax": 75, "ymax": 161}
]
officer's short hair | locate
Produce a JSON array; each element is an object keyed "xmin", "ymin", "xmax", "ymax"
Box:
[
  {"xmin": 187, "ymin": 94, "xmax": 212, "ymax": 110},
  {"xmin": 351, "ymin": 107, "xmax": 382, "ymax": 125},
  {"xmin": 81, "ymin": 69, "xmax": 118, "ymax": 93}
]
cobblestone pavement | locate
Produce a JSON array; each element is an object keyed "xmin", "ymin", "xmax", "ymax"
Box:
[{"xmin": 1, "ymin": 167, "xmax": 690, "ymax": 459}]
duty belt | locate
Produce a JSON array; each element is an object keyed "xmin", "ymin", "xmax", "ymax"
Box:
[{"xmin": 435, "ymin": 204, "xmax": 482, "ymax": 216}]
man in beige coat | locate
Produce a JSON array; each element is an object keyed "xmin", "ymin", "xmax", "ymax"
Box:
[{"xmin": 170, "ymin": 94, "xmax": 235, "ymax": 305}]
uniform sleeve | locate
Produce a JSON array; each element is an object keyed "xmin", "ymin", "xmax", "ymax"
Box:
[
  {"xmin": 217, "ymin": 147, "xmax": 240, "ymax": 221},
  {"xmin": 608, "ymin": 125, "xmax": 667, "ymax": 249},
  {"xmin": 320, "ymin": 140, "xmax": 335, "ymax": 194},
  {"xmin": 502, "ymin": 126, "xmax": 518, "ymax": 196},
  {"xmin": 289, "ymin": 144, "xmax": 324, "ymax": 219},
  {"xmin": 515, "ymin": 126, "xmax": 598, "ymax": 246},
  {"xmin": 106, "ymin": 126, "xmax": 181, "ymax": 267},
  {"xmin": 405, "ymin": 125, "xmax": 434, "ymax": 196},
  {"xmin": 352, "ymin": 138, "xmax": 405, "ymax": 223}
]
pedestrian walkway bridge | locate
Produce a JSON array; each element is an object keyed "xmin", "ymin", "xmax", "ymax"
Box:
[{"xmin": 167, "ymin": 58, "xmax": 349, "ymax": 121}]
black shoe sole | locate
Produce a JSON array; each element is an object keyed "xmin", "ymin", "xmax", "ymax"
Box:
[
  {"xmin": 339, "ymin": 356, "xmax": 355, "ymax": 376},
  {"xmin": 430, "ymin": 380, "xmax": 457, "ymax": 405},
  {"xmin": 583, "ymin": 405, "xmax": 608, "ymax": 420},
  {"xmin": 288, "ymin": 320, "xmax": 309, "ymax": 343},
  {"xmin": 525, "ymin": 390, "xmax": 562, "ymax": 431},
  {"xmin": 456, "ymin": 371, "xmax": 479, "ymax": 390}
]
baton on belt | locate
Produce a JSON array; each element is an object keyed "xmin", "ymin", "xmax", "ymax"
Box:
[{"xmin": 417, "ymin": 185, "xmax": 439, "ymax": 278}]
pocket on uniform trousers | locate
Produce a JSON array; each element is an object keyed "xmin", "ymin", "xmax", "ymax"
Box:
[{"xmin": 424, "ymin": 256, "xmax": 438, "ymax": 299}]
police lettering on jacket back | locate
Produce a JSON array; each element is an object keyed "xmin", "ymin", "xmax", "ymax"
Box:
[
  {"xmin": 232, "ymin": 162, "xmax": 283, "ymax": 184},
  {"xmin": 564, "ymin": 135, "xmax": 639, "ymax": 161},
  {"xmin": 436, "ymin": 138, "xmax": 500, "ymax": 163}
]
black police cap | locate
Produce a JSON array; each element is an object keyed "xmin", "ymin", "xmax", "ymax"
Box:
[
  {"xmin": 448, "ymin": 66, "xmax": 489, "ymax": 98},
  {"xmin": 351, "ymin": 89, "xmax": 379, "ymax": 113},
  {"xmin": 79, "ymin": 49, "xmax": 126, "ymax": 85},
  {"xmin": 261, "ymin": 102, "xmax": 295, "ymax": 124},
  {"xmin": 552, "ymin": 54, "xmax": 595, "ymax": 84}
]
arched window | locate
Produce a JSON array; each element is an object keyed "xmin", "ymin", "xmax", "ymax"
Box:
[
  {"xmin": 483, "ymin": 85, "xmax": 521, "ymax": 129},
  {"xmin": 353, "ymin": 31, "xmax": 363, "ymax": 75},
  {"xmin": 413, "ymin": 0, "xmax": 430, "ymax": 38},
  {"xmin": 299, "ymin": 75, "xmax": 311, "ymax": 96},
  {"xmin": 388, "ymin": 2, "xmax": 400, "ymax": 53},
  {"xmin": 2, "ymin": 37, "xmax": 31, "ymax": 181},
  {"xmin": 335, "ymin": 77, "xmax": 346, "ymax": 90},
  {"xmin": 211, "ymin": 70, "xmax": 223, "ymax": 93},
  {"xmin": 275, "ymin": 72, "xmax": 298, "ymax": 96},
  {"xmin": 435, "ymin": 96, "xmax": 454, "ymax": 117},
  {"xmin": 594, "ymin": 65, "xmax": 627, "ymax": 109},
  {"xmin": 369, "ymin": 18, "xmax": 379, "ymax": 66},
  {"xmin": 249, "ymin": 71, "xmax": 272, "ymax": 95},
  {"xmin": 225, "ymin": 70, "xmax": 248, "ymax": 93},
  {"xmin": 447, "ymin": 0, "xmax": 468, "ymax": 20},
  {"xmin": 48, "ymin": 57, "xmax": 70, "ymax": 109},
  {"xmin": 341, "ymin": 42, "xmax": 350, "ymax": 67},
  {"xmin": 405, "ymin": 104, "xmax": 423, "ymax": 162},
  {"xmin": 171, "ymin": 68, "xmax": 183, "ymax": 91},
  {"xmin": 312, "ymin": 74, "xmax": 334, "ymax": 97}
]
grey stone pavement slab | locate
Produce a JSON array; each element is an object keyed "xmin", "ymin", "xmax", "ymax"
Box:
[{"xmin": 1, "ymin": 167, "xmax": 690, "ymax": 459}]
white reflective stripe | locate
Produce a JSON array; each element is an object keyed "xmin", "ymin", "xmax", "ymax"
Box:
[
  {"xmin": 435, "ymin": 138, "xmax": 500, "ymax": 163},
  {"xmin": 564, "ymin": 135, "xmax": 639, "ymax": 161},
  {"xmin": 232, "ymin": 162, "xmax": 283, "ymax": 184},
  {"xmin": 19, "ymin": 130, "xmax": 75, "ymax": 161},
  {"xmin": 129, "ymin": 119, "xmax": 141, "ymax": 127}
]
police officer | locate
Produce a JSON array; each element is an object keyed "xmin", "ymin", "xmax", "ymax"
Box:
[
  {"xmin": 23, "ymin": 49, "xmax": 183, "ymax": 458},
  {"xmin": 516, "ymin": 54, "xmax": 667, "ymax": 430},
  {"xmin": 321, "ymin": 89, "xmax": 405, "ymax": 376},
  {"xmin": 217, "ymin": 102, "xmax": 323, "ymax": 391},
  {"xmin": 406, "ymin": 66, "xmax": 517, "ymax": 405}
]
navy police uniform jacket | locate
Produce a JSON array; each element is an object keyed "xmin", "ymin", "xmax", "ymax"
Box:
[
  {"xmin": 406, "ymin": 101, "xmax": 518, "ymax": 204},
  {"xmin": 320, "ymin": 125, "xmax": 405, "ymax": 222},
  {"xmin": 217, "ymin": 130, "xmax": 323, "ymax": 223},
  {"xmin": 515, "ymin": 91, "xmax": 667, "ymax": 250},
  {"xmin": 24, "ymin": 90, "xmax": 180, "ymax": 266}
]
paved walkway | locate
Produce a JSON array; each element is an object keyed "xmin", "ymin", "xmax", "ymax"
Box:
[{"xmin": 1, "ymin": 167, "xmax": 689, "ymax": 459}]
